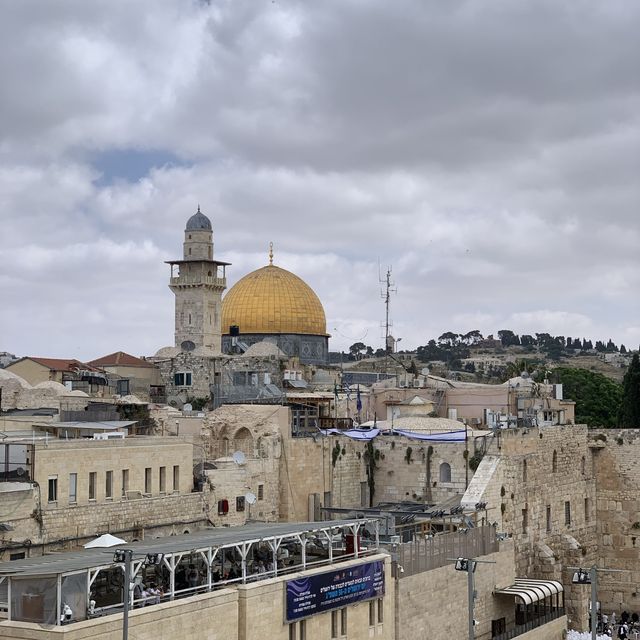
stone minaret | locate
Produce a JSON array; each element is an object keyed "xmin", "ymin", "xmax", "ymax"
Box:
[{"xmin": 167, "ymin": 207, "xmax": 229, "ymax": 353}]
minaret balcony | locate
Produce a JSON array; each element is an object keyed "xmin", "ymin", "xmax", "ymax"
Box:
[{"xmin": 170, "ymin": 275, "xmax": 226, "ymax": 288}]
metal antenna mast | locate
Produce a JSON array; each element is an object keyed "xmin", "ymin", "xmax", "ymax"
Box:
[{"xmin": 380, "ymin": 265, "xmax": 396, "ymax": 359}]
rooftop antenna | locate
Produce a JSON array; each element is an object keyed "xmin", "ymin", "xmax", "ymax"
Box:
[{"xmin": 379, "ymin": 263, "xmax": 396, "ymax": 366}]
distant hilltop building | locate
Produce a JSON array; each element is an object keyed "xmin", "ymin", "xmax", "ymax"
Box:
[{"xmin": 221, "ymin": 243, "xmax": 329, "ymax": 365}]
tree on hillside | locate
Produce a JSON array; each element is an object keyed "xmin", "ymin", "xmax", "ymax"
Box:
[
  {"xmin": 619, "ymin": 353, "xmax": 640, "ymax": 428},
  {"xmin": 462, "ymin": 329, "xmax": 483, "ymax": 345},
  {"xmin": 551, "ymin": 368, "xmax": 623, "ymax": 428},
  {"xmin": 349, "ymin": 342, "xmax": 368, "ymax": 360},
  {"xmin": 498, "ymin": 329, "xmax": 520, "ymax": 347},
  {"xmin": 438, "ymin": 332, "xmax": 460, "ymax": 347}
]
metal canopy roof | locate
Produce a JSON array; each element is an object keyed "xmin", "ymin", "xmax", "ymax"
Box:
[
  {"xmin": 494, "ymin": 578, "xmax": 564, "ymax": 605},
  {"xmin": 0, "ymin": 519, "xmax": 376, "ymax": 578},
  {"xmin": 37, "ymin": 421, "xmax": 137, "ymax": 431}
]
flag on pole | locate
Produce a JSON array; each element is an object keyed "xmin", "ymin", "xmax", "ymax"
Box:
[
  {"xmin": 344, "ymin": 384, "xmax": 352, "ymax": 401},
  {"xmin": 356, "ymin": 385, "xmax": 362, "ymax": 412}
]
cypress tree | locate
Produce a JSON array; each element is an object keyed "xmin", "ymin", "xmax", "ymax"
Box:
[{"xmin": 619, "ymin": 353, "xmax": 640, "ymax": 427}]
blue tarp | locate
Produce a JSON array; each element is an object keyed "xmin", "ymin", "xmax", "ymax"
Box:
[
  {"xmin": 388, "ymin": 428, "xmax": 467, "ymax": 442},
  {"xmin": 319, "ymin": 428, "xmax": 466, "ymax": 442}
]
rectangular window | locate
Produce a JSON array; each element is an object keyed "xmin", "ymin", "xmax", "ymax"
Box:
[
  {"xmin": 585, "ymin": 497, "xmax": 589, "ymax": 522},
  {"xmin": 258, "ymin": 484, "xmax": 264, "ymax": 501},
  {"xmin": 377, "ymin": 598, "xmax": 384, "ymax": 623},
  {"xmin": 48, "ymin": 476, "xmax": 58, "ymax": 503},
  {"xmin": 236, "ymin": 496, "xmax": 246, "ymax": 512},
  {"xmin": 159, "ymin": 466, "xmax": 166, "ymax": 493},
  {"xmin": 174, "ymin": 372, "xmax": 192, "ymax": 387},
  {"xmin": 369, "ymin": 600, "xmax": 376, "ymax": 626},
  {"xmin": 10, "ymin": 552, "xmax": 26, "ymax": 561},
  {"xmin": 565, "ymin": 500, "xmax": 571, "ymax": 526},
  {"xmin": 145, "ymin": 468, "xmax": 152, "ymax": 494},
  {"xmin": 89, "ymin": 472, "xmax": 97, "ymax": 500},
  {"xmin": 299, "ymin": 620, "xmax": 306, "ymax": 640},
  {"xmin": 522, "ymin": 508, "xmax": 528, "ymax": 534},
  {"xmin": 122, "ymin": 469, "xmax": 129, "ymax": 497},
  {"xmin": 173, "ymin": 465, "xmax": 180, "ymax": 491},
  {"xmin": 546, "ymin": 505, "xmax": 552, "ymax": 532},
  {"xmin": 68, "ymin": 473, "xmax": 77, "ymax": 504},
  {"xmin": 105, "ymin": 470, "xmax": 113, "ymax": 499},
  {"xmin": 331, "ymin": 610, "xmax": 338, "ymax": 638},
  {"xmin": 340, "ymin": 608, "xmax": 347, "ymax": 636}
]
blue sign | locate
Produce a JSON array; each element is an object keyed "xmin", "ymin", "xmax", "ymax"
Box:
[{"xmin": 285, "ymin": 560, "xmax": 385, "ymax": 621}]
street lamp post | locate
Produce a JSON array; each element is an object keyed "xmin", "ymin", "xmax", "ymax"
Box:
[
  {"xmin": 452, "ymin": 556, "xmax": 496, "ymax": 640},
  {"xmin": 113, "ymin": 549, "xmax": 133, "ymax": 640}
]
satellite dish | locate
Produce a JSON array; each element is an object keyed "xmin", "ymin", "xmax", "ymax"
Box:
[
  {"xmin": 232, "ymin": 451, "xmax": 246, "ymax": 465},
  {"xmin": 181, "ymin": 340, "xmax": 196, "ymax": 352},
  {"xmin": 421, "ymin": 368, "xmax": 430, "ymax": 376},
  {"xmin": 183, "ymin": 403, "xmax": 193, "ymax": 412},
  {"xmin": 15, "ymin": 467, "xmax": 25, "ymax": 477},
  {"xmin": 245, "ymin": 492, "xmax": 257, "ymax": 505}
]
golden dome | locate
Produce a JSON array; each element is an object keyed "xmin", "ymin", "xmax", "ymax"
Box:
[{"xmin": 221, "ymin": 264, "xmax": 327, "ymax": 336}]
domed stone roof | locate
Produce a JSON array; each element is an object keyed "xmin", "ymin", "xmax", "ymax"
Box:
[
  {"xmin": 185, "ymin": 206, "xmax": 212, "ymax": 231},
  {"xmin": 222, "ymin": 264, "xmax": 327, "ymax": 336}
]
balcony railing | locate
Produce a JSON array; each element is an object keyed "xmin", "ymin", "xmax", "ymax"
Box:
[
  {"xmin": 170, "ymin": 276, "xmax": 226, "ymax": 287},
  {"xmin": 492, "ymin": 608, "xmax": 565, "ymax": 640}
]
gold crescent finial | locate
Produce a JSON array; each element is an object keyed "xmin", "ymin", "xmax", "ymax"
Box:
[{"xmin": 269, "ymin": 242, "xmax": 274, "ymax": 265}]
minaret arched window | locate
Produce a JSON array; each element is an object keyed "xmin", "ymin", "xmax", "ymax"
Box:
[
  {"xmin": 552, "ymin": 450, "xmax": 557, "ymax": 473},
  {"xmin": 523, "ymin": 459, "xmax": 527, "ymax": 483}
]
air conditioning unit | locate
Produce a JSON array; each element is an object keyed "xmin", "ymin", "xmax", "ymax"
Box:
[
  {"xmin": 93, "ymin": 432, "xmax": 126, "ymax": 440},
  {"xmin": 413, "ymin": 379, "xmax": 421, "ymax": 388}
]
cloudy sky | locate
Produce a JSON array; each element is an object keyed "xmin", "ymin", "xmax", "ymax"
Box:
[{"xmin": 1, "ymin": 0, "xmax": 639, "ymax": 360}]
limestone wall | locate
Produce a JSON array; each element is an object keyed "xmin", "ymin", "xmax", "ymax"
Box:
[
  {"xmin": 371, "ymin": 437, "xmax": 468, "ymax": 505},
  {"xmin": 239, "ymin": 554, "xmax": 394, "ymax": 640},
  {"xmin": 462, "ymin": 425, "xmax": 597, "ymax": 630},
  {"xmin": 0, "ymin": 589, "xmax": 239, "ymax": 640},
  {"xmin": 33, "ymin": 438, "xmax": 194, "ymax": 503},
  {"xmin": 398, "ymin": 540, "xmax": 566, "ymax": 640},
  {"xmin": 591, "ymin": 429, "xmax": 640, "ymax": 614}
]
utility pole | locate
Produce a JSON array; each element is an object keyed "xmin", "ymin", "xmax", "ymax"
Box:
[
  {"xmin": 113, "ymin": 549, "xmax": 133, "ymax": 640},
  {"xmin": 451, "ymin": 557, "xmax": 496, "ymax": 640}
]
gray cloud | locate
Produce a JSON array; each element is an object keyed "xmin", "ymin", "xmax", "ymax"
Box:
[{"xmin": 1, "ymin": 0, "xmax": 639, "ymax": 358}]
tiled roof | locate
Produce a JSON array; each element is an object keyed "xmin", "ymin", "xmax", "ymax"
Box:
[
  {"xmin": 88, "ymin": 351, "xmax": 155, "ymax": 368},
  {"xmin": 26, "ymin": 357, "xmax": 100, "ymax": 372}
]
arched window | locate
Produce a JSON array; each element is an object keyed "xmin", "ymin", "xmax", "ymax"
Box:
[
  {"xmin": 234, "ymin": 427, "xmax": 254, "ymax": 457},
  {"xmin": 523, "ymin": 459, "xmax": 527, "ymax": 483},
  {"xmin": 439, "ymin": 462, "xmax": 451, "ymax": 483},
  {"xmin": 552, "ymin": 450, "xmax": 558, "ymax": 473}
]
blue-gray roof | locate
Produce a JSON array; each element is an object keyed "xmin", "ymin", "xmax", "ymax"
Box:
[{"xmin": 186, "ymin": 207, "xmax": 212, "ymax": 231}]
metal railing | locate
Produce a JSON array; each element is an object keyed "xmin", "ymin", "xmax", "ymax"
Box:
[
  {"xmin": 397, "ymin": 526, "xmax": 498, "ymax": 577},
  {"xmin": 492, "ymin": 608, "xmax": 565, "ymax": 640},
  {"xmin": 169, "ymin": 276, "xmax": 226, "ymax": 287}
]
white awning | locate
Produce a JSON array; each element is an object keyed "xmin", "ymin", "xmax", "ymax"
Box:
[{"xmin": 494, "ymin": 578, "xmax": 563, "ymax": 605}]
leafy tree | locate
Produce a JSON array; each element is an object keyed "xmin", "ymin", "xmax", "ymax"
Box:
[
  {"xmin": 462, "ymin": 329, "xmax": 483, "ymax": 345},
  {"xmin": 620, "ymin": 344, "xmax": 627, "ymax": 354},
  {"xmin": 438, "ymin": 332, "xmax": 460, "ymax": 348},
  {"xmin": 619, "ymin": 354, "xmax": 640, "ymax": 428},
  {"xmin": 606, "ymin": 339, "xmax": 617, "ymax": 352},
  {"xmin": 551, "ymin": 367, "xmax": 623, "ymax": 428},
  {"xmin": 349, "ymin": 342, "xmax": 368, "ymax": 360},
  {"xmin": 498, "ymin": 329, "xmax": 520, "ymax": 347},
  {"xmin": 520, "ymin": 334, "xmax": 536, "ymax": 347},
  {"xmin": 583, "ymin": 339, "xmax": 593, "ymax": 350}
]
